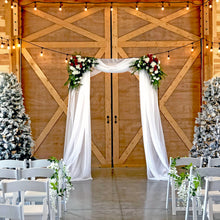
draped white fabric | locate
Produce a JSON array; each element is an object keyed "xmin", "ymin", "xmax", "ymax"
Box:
[{"xmin": 63, "ymin": 58, "xmax": 169, "ymax": 181}]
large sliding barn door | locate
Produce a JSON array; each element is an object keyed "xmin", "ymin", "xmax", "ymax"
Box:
[
  {"xmin": 21, "ymin": 4, "xmax": 201, "ymax": 167},
  {"xmin": 21, "ymin": 6, "xmax": 112, "ymax": 166},
  {"xmin": 111, "ymin": 6, "xmax": 201, "ymax": 166}
]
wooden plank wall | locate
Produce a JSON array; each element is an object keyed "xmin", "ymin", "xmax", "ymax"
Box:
[
  {"xmin": 0, "ymin": 0, "xmax": 9, "ymax": 73},
  {"xmin": 19, "ymin": 2, "xmax": 202, "ymax": 165}
]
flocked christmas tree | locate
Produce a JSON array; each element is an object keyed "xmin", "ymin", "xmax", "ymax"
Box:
[
  {"xmin": 190, "ymin": 77, "xmax": 220, "ymax": 160},
  {"xmin": 0, "ymin": 73, "xmax": 34, "ymax": 160}
]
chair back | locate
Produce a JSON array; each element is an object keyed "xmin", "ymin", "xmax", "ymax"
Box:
[
  {"xmin": 0, "ymin": 168, "xmax": 19, "ymax": 179},
  {"xmin": 193, "ymin": 167, "xmax": 220, "ymax": 178},
  {"xmin": 0, "ymin": 202, "xmax": 24, "ymax": 220},
  {"xmin": 29, "ymin": 159, "xmax": 51, "ymax": 168},
  {"xmin": 20, "ymin": 167, "xmax": 54, "ymax": 179},
  {"xmin": 171, "ymin": 157, "xmax": 203, "ymax": 167},
  {"xmin": 208, "ymin": 157, "xmax": 220, "ymax": 167},
  {"xmin": 0, "ymin": 159, "xmax": 27, "ymax": 169}
]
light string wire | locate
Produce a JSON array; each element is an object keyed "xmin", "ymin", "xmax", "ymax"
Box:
[{"xmin": 18, "ymin": 0, "xmax": 211, "ymax": 7}]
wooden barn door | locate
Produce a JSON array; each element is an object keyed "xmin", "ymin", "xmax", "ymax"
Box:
[
  {"xmin": 21, "ymin": 6, "xmax": 112, "ymax": 166},
  {"xmin": 111, "ymin": 5, "xmax": 201, "ymax": 166}
]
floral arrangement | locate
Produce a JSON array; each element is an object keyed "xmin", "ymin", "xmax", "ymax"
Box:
[
  {"xmin": 48, "ymin": 157, "xmax": 72, "ymax": 212},
  {"xmin": 65, "ymin": 55, "xmax": 98, "ymax": 89},
  {"xmin": 130, "ymin": 54, "xmax": 166, "ymax": 89},
  {"xmin": 168, "ymin": 157, "xmax": 201, "ymax": 207}
]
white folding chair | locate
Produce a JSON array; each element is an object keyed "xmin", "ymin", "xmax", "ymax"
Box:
[
  {"xmin": 166, "ymin": 157, "xmax": 203, "ymax": 215},
  {"xmin": 2, "ymin": 179, "xmax": 51, "ymax": 220},
  {"xmin": 0, "ymin": 159, "xmax": 27, "ymax": 169},
  {"xmin": 0, "ymin": 202, "xmax": 24, "ymax": 220},
  {"xmin": 20, "ymin": 168, "xmax": 54, "ymax": 203},
  {"xmin": 0, "ymin": 168, "xmax": 19, "ymax": 203},
  {"xmin": 204, "ymin": 177, "xmax": 220, "ymax": 220},
  {"xmin": 29, "ymin": 159, "xmax": 51, "ymax": 168},
  {"xmin": 185, "ymin": 167, "xmax": 220, "ymax": 220}
]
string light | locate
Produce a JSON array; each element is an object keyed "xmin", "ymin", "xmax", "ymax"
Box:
[
  {"xmin": 136, "ymin": 2, "xmax": 138, "ymax": 11},
  {"xmin": 217, "ymin": 0, "xmax": 219, "ymax": 3},
  {"xmin": 17, "ymin": 41, "xmax": 21, "ymax": 47},
  {"xmin": 40, "ymin": 48, "xmax": 43, "ymax": 56},
  {"xmin": 84, "ymin": 2, "xmax": 87, "ymax": 11},
  {"xmin": 5, "ymin": 0, "xmax": 8, "ymax": 3},
  {"xmin": 218, "ymin": 43, "xmax": 220, "ymax": 53},
  {"xmin": 12, "ymin": 40, "xmax": 15, "ymax": 49},
  {"xmin": 59, "ymin": 2, "xmax": 63, "ymax": 11},
  {"xmin": 186, "ymin": 2, "xmax": 189, "ymax": 10},
  {"xmin": 34, "ymin": 2, "xmax": 37, "ymax": 10},
  {"xmin": 65, "ymin": 55, "xmax": 68, "ymax": 63},
  {"xmin": 191, "ymin": 43, "xmax": 194, "ymax": 52},
  {"xmin": 110, "ymin": 2, "xmax": 113, "ymax": 11},
  {"xmin": 209, "ymin": 1, "xmax": 212, "ymax": 8},
  {"xmin": 167, "ymin": 51, "xmax": 170, "ymax": 60},
  {"xmin": 161, "ymin": 1, "xmax": 164, "ymax": 11},
  {"xmin": 11, "ymin": 1, "xmax": 13, "ymax": 9},
  {"xmin": 210, "ymin": 42, "xmax": 213, "ymax": 52}
]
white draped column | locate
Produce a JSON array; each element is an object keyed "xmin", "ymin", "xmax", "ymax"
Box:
[{"xmin": 63, "ymin": 71, "xmax": 92, "ymax": 181}]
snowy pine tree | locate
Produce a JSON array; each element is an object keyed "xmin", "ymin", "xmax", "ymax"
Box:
[
  {"xmin": 190, "ymin": 77, "xmax": 220, "ymax": 161},
  {"xmin": 0, "ymin": 73, "xmax": 34, "ymax": 160}
]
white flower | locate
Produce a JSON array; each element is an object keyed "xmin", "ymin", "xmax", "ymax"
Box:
[
  {"xmin": 88, "ymin": 59, "xmax": 91, "ymax": 63},
  {"xmin": 76, "ymin": 64, "xmax": 80, "ymax": 69},
  {"xmin": 151, "ymin": 62, "xmax": 156, "ymax": 67},
  {"xmin": 76, "ymin": 55, "xmax": 81, "ymax": 58},
  {"xmin": 72, "ymin": 70, "xmax": 79, "ymax": 75},
  {"xmin": 78, "ymin": 58, "xmax": 82, "ymax": 62},
  {"xmin": 144, "ymin": 57, "xmax": 150, "ymax": 63},
  {"xmin": 155, "ymin": 70, "xmax": 158, "ymax": 74},
  {"xmin": 70, "ymin": 66, "xmax": 74, "ymax": 71},
  {"xmin": 146, "ymin": 66, "xmax": 149, "ymax": 69},
  {"xmin": 150, "ymin": 68, "xmax": 154, "ymax": 72},
  {"xmin": 152, "ymin": 73, "xmax": 154, "ymax": 76}
]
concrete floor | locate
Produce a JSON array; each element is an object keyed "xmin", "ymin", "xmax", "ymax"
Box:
[{"xmin": 61, "ymin": 167, "xmax": 186, "ymax": 220}]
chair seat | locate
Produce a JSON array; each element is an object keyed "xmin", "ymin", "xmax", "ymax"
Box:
[
  {"xmin": 25, "ymin": 191, "xmax": 47, "ymax": 201},
  {"xmin": 24, "ymin": 205, "xmax": 45, "ymax": 215}
]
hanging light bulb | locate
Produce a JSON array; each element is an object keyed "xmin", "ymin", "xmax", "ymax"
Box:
[
  {"xmin": 167, "ymin": 51, "xmax": 170, "ymax": 60},
  {"xmin": 34, "ymin": 2, "xmax": 37, "ymax": 10},
  {"xmin": 218, "ymin": 43, "xmax": 220, "ymax": 53},
  {"xmin": 186, "ymin": 2, "xmax": 189, "ymax": 10},
  {"xmin": 5, "ymin": 0, "xmax": 8, "ymax": 3},
  {"xmin": 191, "ymin": 43, "xmax": 194, "ymax": 52},
  {"xmin": 65, "ymin": 55, "xmax": 68, "ymax": 63},
  {"xmin": 209, "ymin": 1, "xmax": 212, "ymax": 8},
  {"xmin": 216, "ymin": 0, "xmax": 219, "ymax": 3},
  {"xmin": 110, "ymin": 3, "xmax": 113, "ymax": 11},
  {"xmin": 84, "ymin": 2, "xmax": 87, "ymax": 11},
  {"xmin": 136, "ymin": 2, "xmax": 138, "ymax": 11},
  {"xmin": 210, "ymin": 42, "xmax": 213, "ymax": 52},
  {"xmin": 161, "ymin": 1, "xmax": 164, "ymax": 11},
  {"xmin": 40, "ymin": 48, "xmax": 43, "ymax": 56},
  {"xmin": 11, "ymin": 1, "xmax": 13, "ymax": 9},
  {"xmin": 12, "ymin": 40, "xmax": 15, "ymax": 49},
  {"xmin": 1, "ymin": 38, "xmax": 4, "ymax": 49},
  {"xmin": 7, "ymin": 41, "xmax": 10, "ymax": 50},
  {"xmin": 59, "ymin": 2, "xmax": 62, "ymax": 11},
  {"xmin": 206, "ymin": 40, "xmax": 209, "ymax": 49},
  {"xmin": 17, "ymin": 40, "xmax": 21, "ymax": 48}
]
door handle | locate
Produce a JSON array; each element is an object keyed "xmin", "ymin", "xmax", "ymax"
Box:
[
  {"xmin": 114, "ymin": 115, "xmax": 117, "ymax": 124},
  {"xmin": 107, "ymin": 115, "xmax": 110, "ymax": 124}
]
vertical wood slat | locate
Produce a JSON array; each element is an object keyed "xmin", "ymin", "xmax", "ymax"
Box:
[
  {"xmin": 112, "ymin": 7, "xmax": 120, "ymax": 165},
  {"xmin": 104, "ymin": 7, "xmax": 112, "ymax": 166}
]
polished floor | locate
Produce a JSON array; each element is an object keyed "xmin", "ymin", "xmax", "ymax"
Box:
[{"xmin": 61, "ymin": 168, "xmax": 186, "ymax": 220}]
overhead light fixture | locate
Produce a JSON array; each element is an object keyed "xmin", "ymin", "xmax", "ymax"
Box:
[
  {"xmin": 186, "ymin": 2, "xmax": 189, "ymax": 10},
  {"xmin": 210, "ymin": 42, "xmax": 213, "ymax": 52},
  {"xmin": 161, "ymin": 1, "xmax": 164, "ymax": 11},
  {"xmin": 136, "ymin": 2, "xmax": 138, "ymax": 11},
  {"xmin": 40, "ymin": 48, "xmax": 43, "ymax": 56},
  {"xmin": 110, "ymin": 2, "xmax": 113, "ymax": 11},
  {"xmin": 34, "ymin": 2, "xmax": 37, "ymax": 10},
  {"xmin": 167, "ymin": 51, "xmax": 170, "ymax": 60},
  {"xmin": 191, "ymin": 43, "xmax": 194, "ymax": 52},
  {"xmin": 65, "ymin": 55, "xmax": 68, "ymax": 63},
  {"xmin": 59, "ymin": 2, "xmax": 63, "ymax": 11}
]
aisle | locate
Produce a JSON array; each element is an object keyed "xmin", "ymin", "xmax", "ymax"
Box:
[{"xmin": 62, "ymin": 168, "xmax": 185, "ymax": 220}]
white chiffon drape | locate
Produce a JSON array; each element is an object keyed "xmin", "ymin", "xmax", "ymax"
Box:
[{"xmin": 63, "ymin": 58, "xmax": 168, "ymax": 181}]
